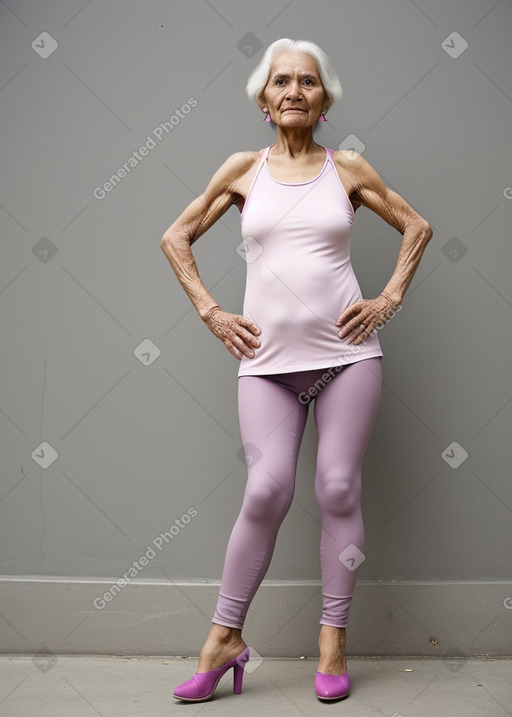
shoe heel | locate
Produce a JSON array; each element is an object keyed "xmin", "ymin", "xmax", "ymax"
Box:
[{"xmin": 233, "ymin": 647, "xmax": 250, "ymax": 695}]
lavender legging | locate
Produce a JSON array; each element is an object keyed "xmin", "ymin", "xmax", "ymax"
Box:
[{"xmin": 212, "ymin": 356, "xmax": 383, "ymax": 629}]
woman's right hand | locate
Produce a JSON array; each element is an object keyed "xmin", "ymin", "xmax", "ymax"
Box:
[{"xmin": 203, "ymin": 306, "xmax": 261, "ymax": 360}]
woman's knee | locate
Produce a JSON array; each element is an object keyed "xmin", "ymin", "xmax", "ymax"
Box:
[
  {"xmin": 315, "ymin": 468, "xmax": 361, "ymax": 516},
  {"xmin": 242, "ymin": 474, "xmax": 293, "ymax": 522}
]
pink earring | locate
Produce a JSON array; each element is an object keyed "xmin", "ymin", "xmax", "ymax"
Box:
[
  {"xmin": 263, "ymin": 112, "xmax": 271, "ymax": 122},
  {"xmin": 319, "ymin": 111, "xmax": 326, "ymax": 122}
]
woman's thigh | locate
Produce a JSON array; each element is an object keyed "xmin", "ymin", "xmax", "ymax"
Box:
[
  {"xmin": 313, "ymin": 358, "xmax": 383, "ymax": 471},
  {"xmin": 237, "ymin": 375, "xmax": 309, "ymax": 507}
]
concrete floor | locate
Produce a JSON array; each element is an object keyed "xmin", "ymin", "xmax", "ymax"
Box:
[{"xmin": 0, "ymin": 654, "xmax": 511, "ymax": 716}]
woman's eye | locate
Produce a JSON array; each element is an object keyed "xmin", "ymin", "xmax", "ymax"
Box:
[{"xmin": 275, "ymin": 78, "xmax": 314, "ymax": 86}]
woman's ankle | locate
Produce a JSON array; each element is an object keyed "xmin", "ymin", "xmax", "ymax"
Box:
[
  {"xmin": 318, "ymin": 626, "xmax": 346, "ymax": 649},
  {"xmin": 319, "ymin": 625, "xmax": 346, "ymax": 637},
  {"xmin": 209, "ymin": 622, "xmax": 243, "ymax": 644},
  {"xmin": 197, "ymin": 625, "xmax": 245, "ymax": 671}
]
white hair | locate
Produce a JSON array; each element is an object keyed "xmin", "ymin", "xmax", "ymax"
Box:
[{"xmin": 246, "ymin": 38, "xmax": 342, "ymax": 114}]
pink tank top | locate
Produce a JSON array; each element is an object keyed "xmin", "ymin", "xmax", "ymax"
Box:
[{"xmin": 237, "ymin": 143, "xmax": 383, "ymax": 377}]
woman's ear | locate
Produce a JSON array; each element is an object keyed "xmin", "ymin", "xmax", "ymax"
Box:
[{"xmin": 256, "ymin": 96, "xmax": 267, "ymax": 113}]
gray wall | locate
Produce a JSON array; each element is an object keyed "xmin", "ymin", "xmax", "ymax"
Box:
[{"xmin": 1, "ymin": 0, "xmax": 511, "ymax": 656}]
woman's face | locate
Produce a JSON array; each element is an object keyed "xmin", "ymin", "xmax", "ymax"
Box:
[{"xmin": 260, "ymin": 50, "xmax": 328, "ymax": 126}]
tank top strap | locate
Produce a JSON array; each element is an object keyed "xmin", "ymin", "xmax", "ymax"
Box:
[
  {"xmin": 239, "ymin": 147, "xmax": 270, "ymax": 223},
  {"xmin": 251, "ymin": 147, "xmax": 270, "ymax": 182},
  {"xmin": 325, "ymin": 146, "xmax": 334, "ymax": 162},
  {"xmin": 256, "ymin": 146, "xmax": 270, "ymax": 176}
]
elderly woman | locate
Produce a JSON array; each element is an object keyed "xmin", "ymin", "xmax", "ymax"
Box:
[{"xmin": 162, "ymin": 37, "xmax": 432, "ymax": 703}]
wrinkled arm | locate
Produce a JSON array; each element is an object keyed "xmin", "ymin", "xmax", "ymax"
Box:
[
  {"xmin": 350, "ymin": 152, "xmax": 433, "ymax": 305},
  {"xmin": 160, "ymin": 163, "xmax": 237, "ymax": 319},
  {"xmin": 160, "ymin": 152, "xmax": 262, "ymax": 359}
]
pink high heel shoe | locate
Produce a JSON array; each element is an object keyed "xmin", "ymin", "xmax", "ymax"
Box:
[
  {"xmin": 173, "ymin": 646, "xmax": 250, "ymax": 702},
  {"xmin": 315, "ymin": 670, "xmax": 350, "ymax": 700}
]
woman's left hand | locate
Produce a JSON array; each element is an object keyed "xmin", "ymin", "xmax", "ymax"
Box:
[{"xmin": 336, "ymin": 293, "xmax": 400, "ymax": 345}]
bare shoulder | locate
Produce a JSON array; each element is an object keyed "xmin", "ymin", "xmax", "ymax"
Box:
[
  {"xmin": 206, "ymin": 150, "xmax": 262, "ymax": 201},
  {"xmin": 332, "ymin": 149, "xmax": 431, "ymax": 233},
  {"xmin": 331, "ymin": 148, "xmax": 378, "ymax": 185},
  {"xmin": 220, "ymin": 150, "xmax": 262, "ymax": 177},
  {"xmin": 332, "ymin": 148, "xmax": 393, "ymax": 204},
  {"xmin": 330, "ymin": 148, "xmax": 379, "ymax": 212}
]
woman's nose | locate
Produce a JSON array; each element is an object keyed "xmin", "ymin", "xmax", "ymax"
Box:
[{"xmin": 286, "ymin": 84, "xmax": 302, "ymax": 99}]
